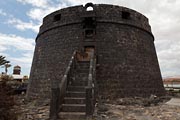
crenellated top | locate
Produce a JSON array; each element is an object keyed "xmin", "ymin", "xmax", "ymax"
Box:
[{"xmin": 37, "ymin": 3, "xmax": 152, "ymax": 39}]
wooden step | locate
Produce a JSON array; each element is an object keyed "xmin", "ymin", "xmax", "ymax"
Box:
[
  {"xmin": 71, "ymin": 79, "xmax": 88, "ymax": 86},
  {"xmin": 77, "ymin": 61, "xmax": 90, "ymax": 65},
  {"xmin": 75, "ymin": 76, "xmax": 88, "ymax": 80},
  {"xmin": 72, "ymin": 79, "xmax": 88, "ymax": 83},
  {"xmin": 64, "ymin": 97, "xmax": 85, "ymax": 104},
  {"xmin": 76, "ymin": 63, "xmax": 89, "ymax": 67},
  {"xmin": 72, "ymin": 81, "xmax": 88, "ymax": 86},
  {"xmin": 76, "ymin": 69, "xmax": 89, "ymax": 73},
  {"xmin": 66, "ymin": 91, "xmax": 85, "ymax": 97},
  {"xmin": 67, "ymin": 86, "xmax": 85, "ymax": 92},
  {"xmin": 59, "ymin": 112, "xmax": 86, "ymax": 120},
  {"xmin": 61, "ymin": 104, "xmax": 85, "ymax": 112},
  {"xmin": 75, "ymin": 73, "xmax": 89, "ymax": 77}
]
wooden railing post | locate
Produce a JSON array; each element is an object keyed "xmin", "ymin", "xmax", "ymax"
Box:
[
  {"xmin": 49, "ymin": 87, "xmax": 59, "ymax": 120},
  {"xmin": 86, "ymin": 87, "xmax": 92, "ymax": 115}
]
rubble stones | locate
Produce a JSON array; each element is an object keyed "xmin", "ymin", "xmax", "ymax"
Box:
[
  {"xmin": 13, "ymin": 95, "xmax": 180, "ymax": 120},
  {"xmin": 12, "ymin": 95, "xmax": 50, "ymax": 120}
]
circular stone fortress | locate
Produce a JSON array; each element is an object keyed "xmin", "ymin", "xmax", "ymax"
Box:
[{"xmin": 27, "ymin": 3, "xmax": 165, "ymax": 100}]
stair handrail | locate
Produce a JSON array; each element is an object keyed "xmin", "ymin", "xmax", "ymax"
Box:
[
  {"xmin": 88, "ymin": 52, "xmax": 94, "ymax": 87},
  {"xmin": 59, "ymin": 50, "xmax": 77, "ymax": 105},
  {"xmin": 50, "ymin": 50, "xmax": 77, "ymax": 120},
  {"xmin": 86, "ymin": 50, "xmax": 96, "ymax": 116}
]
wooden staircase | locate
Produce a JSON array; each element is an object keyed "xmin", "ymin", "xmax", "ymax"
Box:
[
  {"xmin": 59, "ymin": 61, "xmax": 89, "ymax": 120},
  {"xmin": 49, "ymin": 51, "xmax": 96, "ymax": 120}
]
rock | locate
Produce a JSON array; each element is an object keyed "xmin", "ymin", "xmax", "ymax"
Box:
[{"xmin": 98, "ymin": 104, "xmax": 109, "ymax": 113}]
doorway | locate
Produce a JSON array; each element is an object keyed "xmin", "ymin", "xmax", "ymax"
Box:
[{"xmin": 77, "ymin": 46, "xmax": 95, "ymax": 61}]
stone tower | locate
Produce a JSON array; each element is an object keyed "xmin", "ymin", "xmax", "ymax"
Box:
[
  {"xmin": 13, "ymin": 65, "xmax": 21, "ymax": 75},
  {"xmin": 27, "ymin": 3, "xmax": 165, "ymax": 100}
]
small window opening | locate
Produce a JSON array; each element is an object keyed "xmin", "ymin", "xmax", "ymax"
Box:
[
  {"xmin": 85, "ymin": 29, "xmax": 93, "ymax": 37},
  {"xmin": 122, "ymin": 11, "xmax": 130, "ymax": 19},
  {"xmin": 86, "ymin": 6, "xmax": 93, "ymax": 11},
  {"xmin": 54, "ymin": 14, "xmax": 61, "ymax": 22}
]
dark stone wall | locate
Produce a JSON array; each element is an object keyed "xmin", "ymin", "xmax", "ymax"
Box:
[
  {"xmin": 27, "ymin": 24, "xmax": 83, "ymax": 99},
  {"xmin": 96, "ymin": 23, "xmax": 165, "ymax": 98},
  {"xmin": 27, "ymin": 3, "xmax": 165, "ymax": 99}
]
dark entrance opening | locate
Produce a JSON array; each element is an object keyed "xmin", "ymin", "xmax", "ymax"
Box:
[
  {"xmin": 84, "ymin": 46, "xmax": 95, "ymax": 61},
  {"xmin": 122, "ymin": 11, "xmax": 130, "ymax": 19}
]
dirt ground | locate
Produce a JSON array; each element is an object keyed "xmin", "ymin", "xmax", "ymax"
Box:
[
  {"xmin": 12, "ymin": 94, "xmax": 180, "ymax": 120},
  {"xmin": 94, "ymin": 99, "xmax": 180, "ymax": 120}
]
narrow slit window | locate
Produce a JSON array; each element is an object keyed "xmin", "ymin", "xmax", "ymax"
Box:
[
  {"xmin": 54, "ymin": 14, "xmax": 61, "ymax": 22},
  {"xmin": 122, "ymin": 11, "xmax": 130, "ymax": 19}
]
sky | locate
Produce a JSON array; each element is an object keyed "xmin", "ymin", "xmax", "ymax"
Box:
[{"xmin": 0, "ymin": 0, "xmax": 180, "ymax": 78}]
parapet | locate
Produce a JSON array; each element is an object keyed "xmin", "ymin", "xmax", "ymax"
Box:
[{"xmin": 37, "ymin": 3, "xmax": 152, "ymax": 40}]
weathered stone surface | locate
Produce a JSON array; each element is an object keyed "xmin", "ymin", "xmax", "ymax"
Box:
[{"xmin": 26, "ymin": 3, "xmax": 165, "ymax": 100}]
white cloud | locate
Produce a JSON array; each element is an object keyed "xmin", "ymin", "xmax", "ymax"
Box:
[
  {"xmin": 0, "ymin": 32, "xmax": 35, "ymax": 65},
  {"xmin": 0, "ymin": 46, "xmax": 7, "ymax": 53},
  {"xmin": 16, "ymin": 0, "xmax": 68, "ymax": 22},
  {"xmin": 0, "ymin": 9, "xmax": 7, "ymax": 16},
  {"xmin": 0, "ymin": 33, "xmax": 35, "ymax": 75},
  {"xmin": 26, "ymin": 2, "xmax": 68, "ymax": 22},
  {"xmin": 143, "ymin": 1, "xmax": 180, "ymax": 77},
  {"xmin": 16, "ymin": 0, "xmax": 50, "ymax": 8},
  {"xmin": 0, "ymin": 33, "xmax": 34, "ymax": 51},
  {"xmin": 27, "ymin": 7, "xmax": 58, "ymax": 22},
  {"xmin": 27, "ymin": 8, "xmax": 45, "ymax": 22},
  {"xmin": 7, "ymin": 18, "xmax": 40, "ymax": 33},
  {"xmin": 8, "ymin": 1, "xmax": 68, "ymax": 33},
  {"xmin": 10, "ymin": 55, "xmax": 33, "ymax": 68}
]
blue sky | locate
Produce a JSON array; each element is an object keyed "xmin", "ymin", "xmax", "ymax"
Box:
[{"xmin": 0, "ymin": 0, "xmax": 180, "ymax": 78}]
